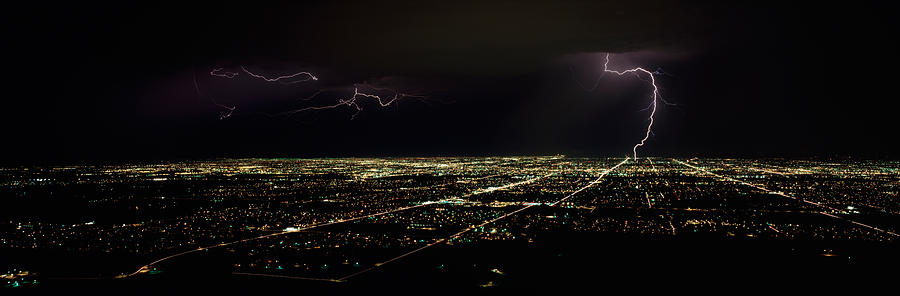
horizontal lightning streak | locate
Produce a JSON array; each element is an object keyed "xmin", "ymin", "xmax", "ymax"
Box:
[
  {"xmin": 200, "ymin": 65, "xmax": 319, "ymax": 119},
  {"xmin": 210, "ymin": 68, "xmax": 239, "ymax": 78},
  {"xmin": 278, "ymin": 85, "xmax": 427, "ymax": 120},
  {"xmin": 203, "ymin": 64, "xmax": 429, "ymax": 119},
  {"xmin": 239, "ymin": 66, "xmax": 318, "ymax": 84}
]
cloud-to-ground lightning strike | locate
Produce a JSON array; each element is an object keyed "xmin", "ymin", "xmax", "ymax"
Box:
[{"xmin": 573, "ymin": 53, "xmax": 664, "ymax": 160}]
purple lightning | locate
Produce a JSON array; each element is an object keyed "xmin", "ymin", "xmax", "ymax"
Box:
[
  {"xmin": 277, "ymin": 84, "xmax": 428, "ymax": 120},
  {"xmin": 602, "ymin": 53, "xmax": 660, "ymax": 160},
  {"xmin": 209, "ymin": 66, "xmax": 318, "ymax": 84},
  {"xmin": 204, "ymin": 65, "xmax": 427, "ymax": 120},
  {"xmin": 573, "ymin": 53, "xmax": 664, "ymax": 160},
  {"xmin": 202, "ymin": 65, "xmax": 319, "ymax": 119},
  {"xmin": 193, "ymin": 68, "xmax": 236, "ymax": 120},
  {"xmin": 238, "ymin": 66, "xmax": 318, "ymax": 84},
  {"xmin": 209, "ymin": 68, "xmax": 239, "ymax": 79}
]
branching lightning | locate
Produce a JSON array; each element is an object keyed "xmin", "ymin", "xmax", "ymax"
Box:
[
  {"xmin": 572, "ymin": 53, "xmax": 666, "ymax": 160},
  {"xmin": 194, "ymin": 68, "xmax": 236, "ymax": 120},
  {"xmin": 238, "ymin": 66, "xmax": 318, "ymax": 84},
  {"xmin": 209, "ymin": 66, "xmax": 318, "ymax": 83},
  {"xmin": 277, "ymin": 84, "xmax": 428, "ymax": 120},
  {"xmin": 203, "ymin": 54, "xmax": 664, "ymax": 152},
  {"xmin": 209, "ymin": 68, "xmax": 239, "ymax": 79},
  {"xmin": 200, "ymin": 66, "xmax": 319, "ymax": 119},
  {"xmin": 202, "ymin": 65, "xmax": 427, "ymax": 120}
]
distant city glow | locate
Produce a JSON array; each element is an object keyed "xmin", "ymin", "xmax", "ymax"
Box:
[{"xmin": 3, "ymin": 157, "xmax": 897, "ymax": 284}]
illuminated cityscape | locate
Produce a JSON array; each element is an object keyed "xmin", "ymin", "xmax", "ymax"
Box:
[
  {"xmin": 2, "ymin": 157, "xmax": 897, "ymax": 289},
  {"xmin": 5, "ymin": 0, "xmax": 900, "ymax": 292}
]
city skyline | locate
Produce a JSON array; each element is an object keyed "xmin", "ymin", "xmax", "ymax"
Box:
[{"xmin": 3, "ymin": 0, "xmax": 899, "ymax": 292}]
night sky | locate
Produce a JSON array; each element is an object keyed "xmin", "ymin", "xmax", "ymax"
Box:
[{"xmin": 4, "ymin": 0, "xmax": 899, "ymax": 163}]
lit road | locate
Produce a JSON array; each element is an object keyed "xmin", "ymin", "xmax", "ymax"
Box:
[
  {"xmin": 673, "ymin": 159, "xmax": 899, "ymax": 237},
  {"xmin": 118, "ymin": 164, "xmax": 560, "ymax": 279},
  {"xmin": 336, "ymin": 157, "xmax": 630, "ymax": 281}
]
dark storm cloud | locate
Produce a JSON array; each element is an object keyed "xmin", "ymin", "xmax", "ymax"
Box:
[
  {"xmin": 8, "ymin": 1, "xmax": 713, "ymax": 76},
  {"xmin": 189, "ymin": 1, "xmax": 713, "ymax": 76},
  {"xmin": 4, "ymin": 0, "xmax": 900, "ymax": 162}
]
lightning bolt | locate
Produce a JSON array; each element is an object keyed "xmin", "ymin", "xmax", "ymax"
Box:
[
  {"xmin": 202, "ymin": 66, "xmax": 318, "ymax": 119},
  {"xmin": 209, "ymin": 68, "xmax": 239, "ymax": 78},
  {"xmin": 202, "ymin": 65, "xmax": 428, "ymax": 120},
  {"xmin": 277, "ymin": 84, "xmax": 428, "ymax": 120},
  {"xmin": 573, "ymin": 53, "xmax": 664, "ymax": 160},
  {"xmin": 201, "ymin": 66, "xmax": 320, "ymax": 118},
  {"xmin": 238, "ymin": 66, "xmax": 318, "ymax": 84},
  {"xmin": 209, "ymin": 66, "xmax": 318, "ymax": 83},
  {"xmin": 193, "ymin": 68, "xmax": 236, "ymax": 120}
]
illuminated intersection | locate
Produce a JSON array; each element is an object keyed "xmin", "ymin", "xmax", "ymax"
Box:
[{"xmin": 1, "ymin": 157, "xmax": 898, "ymax": 288}]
